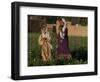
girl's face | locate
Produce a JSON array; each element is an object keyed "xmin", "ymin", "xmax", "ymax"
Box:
[
  {"xmin": 59, "ymin": 20, "xmax": 64, "ymax": 27},
  {"xmin": 41, "ymin": 27, "xmax": 47, "ymax": 33}
]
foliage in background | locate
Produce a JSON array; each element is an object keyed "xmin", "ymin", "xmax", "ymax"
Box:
[{"xmin": 46, "ymin": 16, "xmax": 88, "ymax": 26}]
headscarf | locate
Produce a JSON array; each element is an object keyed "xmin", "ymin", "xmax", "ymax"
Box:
[{"xmin": 60, "ymin": 18, "xmax": 67, "ymax": 39}]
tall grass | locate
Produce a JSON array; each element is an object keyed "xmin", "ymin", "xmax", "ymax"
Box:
[{"xmin": 28, "ymin": 31, "xmax": 87, "ymax": 66}]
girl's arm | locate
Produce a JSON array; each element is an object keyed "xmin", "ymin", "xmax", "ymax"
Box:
[
  {"xmin": 60, "ymin": 30, "xmax": 64, "ymax": 39},
  {"xmin": 56, "ymin": 20, "xmax": 60, "ymax": 35},
  {"xmin": 47, "ymin": 32, "xmax": 51, "ymax": 42},
  {"xmin": 38, "ymin": 35, "xmax": 43, "ymax": 45}
]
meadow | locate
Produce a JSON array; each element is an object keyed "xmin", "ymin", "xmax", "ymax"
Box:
[{"xmin": 28, "ymin": 30, "xmax": 87, "ymax": 66}]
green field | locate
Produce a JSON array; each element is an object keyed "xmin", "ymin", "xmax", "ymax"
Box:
[{"xmin": 28, "ymin": 31, "xmax": 88, "ymax": 66}]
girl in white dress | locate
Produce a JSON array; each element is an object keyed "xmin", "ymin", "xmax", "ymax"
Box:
[{"xmin": 38, "ymin": 24, "xmax": 52, "ymax": 62}]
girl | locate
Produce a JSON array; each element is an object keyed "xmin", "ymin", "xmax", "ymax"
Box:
[
  {"xmin": 56, "ymin": 18, "xmax": 71, "ymax": 59},
  {"xmin": 38, "ymin": 24, "xmax": 52, "ymax": 62}
]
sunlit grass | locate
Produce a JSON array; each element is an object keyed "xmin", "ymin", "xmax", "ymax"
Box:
[{"xmin": 28, "ymin": 32, "xmax": 87, "ymax": 66}]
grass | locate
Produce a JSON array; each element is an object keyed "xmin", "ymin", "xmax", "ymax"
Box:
[{"xmin": 28, "ymin": 30, "xmax": 88, "ymax": 66}]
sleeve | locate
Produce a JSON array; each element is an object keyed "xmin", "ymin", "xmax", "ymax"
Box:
[
  {"xmin": 47, "ymin": 32, "xmax": 51, "ymax": 42},
  {"xmin": 60, "ymin": 31, "xmax": 64, "ymax": 39},
  {"xmin": 38, "ymin": 35, "xmax": 43, "ymax": 45},
  {"xmin": 56, "ymin": 20, "xmax": 60, "ymax": 35}
]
